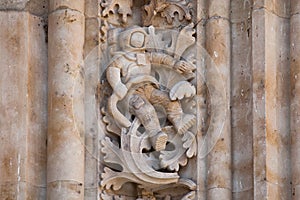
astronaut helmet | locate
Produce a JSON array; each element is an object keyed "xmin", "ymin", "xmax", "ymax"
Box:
[{"xmin": 119, "ymin": 26, "xmax": 148, "ymax": 52}]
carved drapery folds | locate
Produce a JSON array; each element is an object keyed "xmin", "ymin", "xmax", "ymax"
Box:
[{"xmin": 100, "ymin": 0, "xmax": 198, "ymax": 199}]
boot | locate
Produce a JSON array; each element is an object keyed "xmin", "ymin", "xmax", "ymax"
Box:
[
  {"xmin": 129, "ymin": 94, "xmax": 168, "ymax": 151},
  {"xmin": 149, "ymin": 131, "xmax": 168, "ymax": 151},
  {"xmin": 169, "ymin": 113, "xmax": 196, "ymax": 135}
]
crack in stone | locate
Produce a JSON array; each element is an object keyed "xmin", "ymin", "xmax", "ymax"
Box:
[
  {"xmin": 291, "ymin": 12, "xmax": 300, "ymax": 17},
  {"xmin": 255, "ymin": 179, "xmax": 290, "ymax": 187},
  {"xmin": 194, "ymin": 18, "xmax": 207, "ymax": 27},
  {"xmin": 84, "ymin": 186, "xmax": 98, "ymax": 190},
  {"xmin": 49, "ymin": 7, "xmax": 83, "ymax": 15},
  {"xmin": 231, "ymin": 18, "xmax": 252, "ymax": 24},
  {"xmin": 207, "ymin": 186, "xmax": 231, "ymax": 191},
  {"xmin": 48, "ymin": 180, "xmax": 84, "ymax": 185},
  {"xmin": 0, "ymin": 9, "xmax": 47, "ymax": 17},
  {"xmin": 193, "ymin": 15, "xmax": 230, "ymax": 28},
  {"xmin": 232, "ymin": 186, "xmax": 254, "ymax": 193},
  {"xmin": 0, "ymin": 181, "xmax": 47, "ymax": 189},
  {"xmin": 85, "ymin": 16, "xmax": 101, "ymax": 20},
  {"xmin": 253, "ymin": 6, "xmax": 290, "ymax": 19},
  {"xmin": 207, "ymin": 15, "xmax": 230, "ymax": 23}
]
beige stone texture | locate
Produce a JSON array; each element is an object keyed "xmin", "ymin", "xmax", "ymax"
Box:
[
  {"xmin": 49, "ymin": 0, "xmax": 85, "ymax": 13},
  {"xmin": 252, "ymin": 1, "xmax": 291, "ymax": 199},
  {"xmin": 85, "ymin": 0, "xmax": 101, "ymax": 19},
  {"xmin": 25, "ymin": 0, "xmax": 48, "ymax": 16},
  {"xmin": 231, "ymin": 0, "xmax": 253, "ymax": 199},
  {"xmin": 0, "ymin": 0, "xmax": 48, "ymax": 16},
  {"xmin": 47, "ymin": 180, "xmax": 84, "ymax": 199},
  {"xmin": 0, "ymin": 0, "xmax": 30, "ymax": 10},
  {"xmin": 291, "ymin": 2, "xmax": 300, "ymax": 200},
  {"xmin": 0, "ymin": 11, "xmax": 47, "ymax": 199},
  {"xmin": 83, "ymin": 1, "xmax": 101, "ymax": 199},
  {"xmin": 47, "ymin": 7, "xmax": 85, "ymax": 181},
  {"xmin": 252, "ymin": 8, "xmax": 268, "ymax": 199},
  {"xmin": 195, "ymin": 1, "xmax": 207, "ymax": 200},
  {"xmin": 291, "ymin": 0, "xmax": 300, "ymax": 15},
  {"xmin": 253, "ymin": 0, "xmax": 290, "ymax": 18},
  {"xmin": 207, "ymin": 0, "xmax": 230, "ymax": 19},
  {"xmin": 205, "ymin": 1, "xmax": 232, "ymax": 198},
  {"xmin": 265, "ymin": 10, "xmax": 290, "ymax": 200},
  {"xmin": 84, "ymin": 18, "xmax": 100, "ymax": 58},
  {"xmin": 1, "ymin": 0, "xmax": 300, "ymax": 200},
  {"xmin": 47, "ymin": 5, "xmax": 85, "ymax": 200}
]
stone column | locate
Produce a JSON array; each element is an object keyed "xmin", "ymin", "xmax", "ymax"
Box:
[
  {"xmin": 291, "ymin": 0, "xmax": 300, "ymax": 199},
  {"xmin": 47, "ymin": 1, "xmax": 85, "ymax": 199},
  {"xmin": 252, "ymin": 0, "xmax": 291, "ymax": 199},
  {"xmin": 205, "ymin": 1, "xmax": 232, "ymax": 199}
]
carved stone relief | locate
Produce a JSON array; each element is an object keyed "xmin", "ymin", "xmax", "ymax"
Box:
[
  {"xmin": 143, "ymin": 0, "xmax": 193, "ymax": 27},
  {"xmin": 101, "ymin": 0, "xmax": 133, "ymax": 26},
  {"xmin": 99, "ymin": 1, "xmax": 198, "ymax": 199}
]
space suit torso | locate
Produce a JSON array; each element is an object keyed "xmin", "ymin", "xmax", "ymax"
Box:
[{"xmin": 113, "ymin": 52, "xmax": 159, "ymax": 89}]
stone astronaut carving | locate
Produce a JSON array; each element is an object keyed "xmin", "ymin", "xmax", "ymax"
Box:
[{"xmin": 106, "ymin": 27, "xmax": 196, "ymax": 151}]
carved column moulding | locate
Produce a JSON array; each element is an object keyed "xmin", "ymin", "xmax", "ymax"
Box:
[{"xmin": 99, "ymin": 0, "xmax": 199, "ymax": 199}]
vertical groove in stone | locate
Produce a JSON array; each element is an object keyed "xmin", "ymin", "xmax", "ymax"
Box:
[
  {"xmin": 83, "ymin": 0, "xmax": 101, "ymax": 199},
  {"xmin": 26, "ymin": 12, "xmax": 48, "ymax": 200},
  {"xmin": 291, "ymin": 0, "xmax": 300, "ymax": 199},
  {"xmin": 253, "ymin": 0, "xmax": 291, "ymax": 199},
  {"xmin": 231, "ymin": 0, "xmax": 254, "ymax": 199},
  {"xmin": 196, "ymin": 0, "xmax": 207, "ymax": 199},
  {"xmin": 252, "ymin": 7, "xmax": 267, "ymax": 200},
  {"xmin": 47, "ymin": 1, "xmax": 85, "ymax": 199},
  {"xmin": 205, "ymin": 0, "xmax": 232, "ymax": 199}
]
